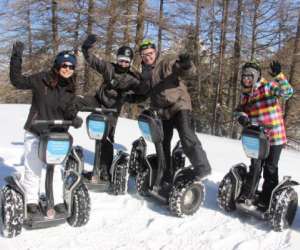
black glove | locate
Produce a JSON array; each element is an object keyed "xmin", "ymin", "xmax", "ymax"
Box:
[
  {"xmin": 105, "ymin": 88, "xmax": 118, "ymax": 98},
  {"xmin": 82, "ymin": 34, "xmax": 97, "ymax": 50},
  {"xmin": 269, "ymin": 60, "xmax": 281, "ymax": 77},
  {"xmin": 72, "ymin": 116, "xmax": 83, "ymax": 129},
  {"xmin": 12, "ymin": 41, "xmax": 24, "ymax": 56},
  {"xmin": 178, "ymin": 53, "xmax": 192, "ymax": 70},
  {"xmin": 65, "ymin": 103, "xmax": 80, "ymax": 120},
  {"xmin": 237, "ymin": 115, "xmax": 250, "ymax": 127}
]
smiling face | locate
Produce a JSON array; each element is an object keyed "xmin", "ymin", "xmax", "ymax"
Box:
[
  {"xmin": 140, "ymin": 48, "xmax": 157, "ymax": 65},
  {"xmin": 242, "ymin": 74, "xmax": 254, "ymax": 87},
  {"xmin": 58, "ymin": 63, "xmax": 75, "ymax": 78}
]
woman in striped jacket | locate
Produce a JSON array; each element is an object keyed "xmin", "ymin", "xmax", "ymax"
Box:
[{"xmin": 235, "ymin": 60, "xmax": 293, "ymax": 208}]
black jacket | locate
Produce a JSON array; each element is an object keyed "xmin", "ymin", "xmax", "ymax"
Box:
[
  {"xmin": 10, "ymin": 50, "xmax": 77, "ymax": 135},
  {"xmin": 82, "ymin": 45, "xmax": 146, "ymax": 113}
]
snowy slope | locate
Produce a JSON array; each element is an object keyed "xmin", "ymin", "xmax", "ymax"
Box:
[{"xmin": 0, "ymin": 104, "xmax": 300, "ymax": 250}]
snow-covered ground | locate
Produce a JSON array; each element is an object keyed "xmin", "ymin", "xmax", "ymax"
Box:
[{"xmin": 0, "ymin": 104, "xmax": 300, "ymax": 250}]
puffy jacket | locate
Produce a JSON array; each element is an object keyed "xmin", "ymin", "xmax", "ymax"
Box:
[
  {"xmin": 140, "ymin": 54, "xmax": 195, "ymax": 120},
  {"xmin": 235, "ymin": 73, "xmax": 293, "ymax": 145},
  {"xmin": 82, "ymin": 46, "xmax": 144, "ymax": 113},
  {"xmin": 10, "ymin": 50, "xmax": 77, "ymax": 135}
]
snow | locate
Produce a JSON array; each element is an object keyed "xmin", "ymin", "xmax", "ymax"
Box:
[{"xmin": 0, "ymin": 104, "xmax": 300, "ymax": 250}]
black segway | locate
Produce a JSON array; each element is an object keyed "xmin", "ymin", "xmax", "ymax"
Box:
[
  {"xmin": 218, "ymin": 124, "xmax": 299, "ymax": 231},
  {"xmin": 0, "ymin": 120, "xmax": 90, "ymax": 238},
  {"xmin": 75, "ymin": 107, "xmax": 129, "ymax": 195},
  {"xmin": 130, "ymin": 109, "xmax": 205, "ymax": 217}
]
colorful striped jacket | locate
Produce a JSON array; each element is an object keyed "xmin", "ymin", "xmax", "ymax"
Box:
[{"xmin": 236, "ymin": 73, "xmax": 293, "ymax": 145}]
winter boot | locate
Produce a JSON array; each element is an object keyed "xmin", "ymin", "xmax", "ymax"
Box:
[{"xmin": 27, "ymin": 203, "xmax": 39, "ymax": 214}]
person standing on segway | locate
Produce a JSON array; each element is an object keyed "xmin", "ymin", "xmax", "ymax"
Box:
[
  {"xmin": 9, "ymin": 41, "xmax": 82, "ymax": 215},
  {"xmin": 235, "ymin": 60, "xmax": 293, "ymax": 209},
  {"xmin": 137, "ymin": 39, "xmax": 212, "ymax": 185},
  {"xmin": 80, "ymin": 34, "xmax": 145, "ymax": 182}
]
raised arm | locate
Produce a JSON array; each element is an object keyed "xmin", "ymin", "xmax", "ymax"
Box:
[
  {"xmin": 81, "ymin": 34, "xmax": 113, "ymax": 78},
  {"xmin": 10, "ymin": 41, "xmax": 34, "ymax": 90},
  {"xmin": 268, "ymin": 61, "xmax": 293, "ymax": 100}
]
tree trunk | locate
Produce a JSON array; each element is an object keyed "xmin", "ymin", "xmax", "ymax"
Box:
[
  {"xmin": 84, "ymin": 0, "xmax": 95, "ymax": 94},
  {"xmin": 133, "ymin": 0, "xmax": 146, "ymax": 67},
  {"xmin": 230, "ymin": 0, "xmax": 243, "ymax": 138},
  {"xmin": 51, "ymin": 0, "xmax": 59, "ymax": 55},
  {"xmin": 212, "ymin": 0, "xmax": 230, "ymax": 135},
  {"xmin": 26, "ymin": 0, "xmax": 32, "ymax": 65},
  {"xmin": 123, "ymin": 0, "xmax": 133, "ymax": 45},
  {"xmin": 105, "ymin": 0, "xmax": 118, "ymax": 60},
  {"xmin": 285, "ymin": 8, "xmax": 300, "ymax": 136},
  {"xmin": 157, "ymin": 0, "xmax": 164, "ymax": 53},
  {"xmin": 250, "ymin": 0, "xmax": 260, "ymax": 60}
]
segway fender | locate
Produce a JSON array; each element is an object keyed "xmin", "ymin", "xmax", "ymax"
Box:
[
  {"xmin": 230, "ymin": 163, "xmax": 247, "ymax": 200},
  {"xmin": 64, "ymin": 170, "xmax": 82, "ymax": 216},
  {"xmin": 173, "ymin": 166, "xmax": 194, "ymax": 184}
]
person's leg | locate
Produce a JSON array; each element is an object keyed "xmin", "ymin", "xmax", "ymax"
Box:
[
  {"xmin": 99, "ymin": 114, "xmax": 117, "ymax": 181},
  {"xmin": 161, "ymin": 118, "xmax": 174, "ymax": 183},
  {"xmin": 22, "ymin": 132, "xmax": 45, "ymax": 212},
  {"xmin": 173, "ymin": 110, "xmax": 211, "ymax": 179},
  {"xmin": 260, "ymin": 144, "xmax": 283, "ymax": 204}
]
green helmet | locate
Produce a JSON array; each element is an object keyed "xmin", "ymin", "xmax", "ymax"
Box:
[{"xmin": 139, "ymin": 39, "xmax": 156, "ymax": 52}]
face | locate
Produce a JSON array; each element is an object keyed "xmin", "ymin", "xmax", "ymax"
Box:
[
  {"xmin": 59, "ymin": 62, "xmax": 75, "ymax": 78},
  {"xmin": 117, "ymin": 59, "xmax": 131, "ymax": 68},
  {"xmin": 242, "ymin": 74, "xmax": 254, "ymax": 87},
  {"xmin": 140, "ymin": 48, "xmax": 157, "ymax": 65}
]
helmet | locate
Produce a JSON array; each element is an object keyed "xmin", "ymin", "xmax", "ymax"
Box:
[
  {"xmin": 54, "ymin": 50, "xmax": 77, "ymax": 69},
  {"xmin": 139, "ymin": 39, "xmax": 156, "ymax": 52},
  {"xmin": 116, "ymin": 46, "xmax": 133, "ymax": 62}
]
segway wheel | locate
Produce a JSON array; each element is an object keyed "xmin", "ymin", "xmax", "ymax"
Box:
[
  {"xmin": 67, "ymin": 183, "xmax": 90, "ymax": 227},
  {"xmin": 271, "ymin": 188, "xmax": 298, "ymax": 232},
  {"xmin": 136, "ymin": 169, "xmax": 150, "ymax": 196},
  {"xmin": 112, "ymin": 163, "xmax": 129, "ymax": 195},
  {"xmin": 169, "ymin": 181, "xmax": 204, "ymax": 217},
  {"xmin": 217, "ymin": 173, "xmax": 237, "ymax": 212},
  {"xmin": 0, "ymin": 186, "xmax": 24, "ymax": 238}
]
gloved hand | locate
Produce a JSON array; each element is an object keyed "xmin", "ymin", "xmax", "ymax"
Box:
[
  {"xmin": 12, "ymin": 41, "xmax": 24, "ymax": 56},
  {"xmin": 238, "ymin": 115, "xmax": 250, "ymax": 127},
  {"xmin": 72, "ymin": 116, "xmax": 83, "ymax": 129},
  {"xmin": 178, "ymin": 53, "xmax": 192, "ymax": 70},
  {"xmin": 105, "ymin": 88, "xmax": 118, "ymax": 98},
  {"xmin": 82, "ymin": 34, "xmax": 97, "ymax": 50},
  {"xmin": 65, "ymin": 103, "xmax": 80, "ymax": 120},
  {"xmin": 269, "ymin": 60, "xmax": 281, "ymax": 77}
]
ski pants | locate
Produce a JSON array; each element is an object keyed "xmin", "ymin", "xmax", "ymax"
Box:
[
  {"xmin": 99, "ymin": 114, "xmax": 118, "ymax": 175},
  {"xmin": 22, "ymin": 131, "xmax": 64, "ymax": 205},
  {"xmin": 162, "ymin": 110, "xmax": 211, "ymax": 179}
]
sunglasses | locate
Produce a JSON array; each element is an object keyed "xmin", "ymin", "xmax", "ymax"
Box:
[{"xmin": 61, "ymin": 64, "xmax": 75, "ymax": 70}]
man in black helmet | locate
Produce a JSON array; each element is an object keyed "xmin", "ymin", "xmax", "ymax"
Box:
[{"xmin": 79, "ymin": 34, "xmax": 145, "ymax": 181}]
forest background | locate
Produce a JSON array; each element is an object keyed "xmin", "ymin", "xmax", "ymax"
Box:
[{"xmin": 0, "ymin": 0, "xmax": 299, "ymax": 147}]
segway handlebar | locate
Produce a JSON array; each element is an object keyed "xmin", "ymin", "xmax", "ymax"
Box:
[
  {"xmin": 32, "ymin": 120, "xmax": 74, "ymax": 126},
  {"xmin": 80, "ymin": 107, "xmax": 118, "ymax": 114}
]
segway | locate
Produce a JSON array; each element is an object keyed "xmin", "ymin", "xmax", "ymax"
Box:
[
  {"xmin": 131, "ymin": 109, "xmax": 205, "ymax": 217},
  {"xmin": 0, "ymin": 119, "xmax": 90, "ymax": 238},
  {"xmin": 217, "ymin": 124, "xmax": 299, "ymax": 231},
  {"xmin": 75, "ymin": 107, "xmax": 129, "ymax": 195}
]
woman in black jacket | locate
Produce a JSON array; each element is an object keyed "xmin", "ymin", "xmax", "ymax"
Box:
[{"xmin": 10, "ymin": 41, "xmax": 81, "ymax": 214}]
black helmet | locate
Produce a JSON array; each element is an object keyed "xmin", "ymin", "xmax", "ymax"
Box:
[{"xmin": 117, "ymin": 46, "xmax": 133, "ymax": 62}]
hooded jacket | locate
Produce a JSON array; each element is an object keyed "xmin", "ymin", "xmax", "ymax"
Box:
[
  {"xmin": 236, "ymin": 73, "xmax": 293, "ymax": 145},
  {"xmin": 10, "ymin": 50, "xmax": 77, "ymax": 135},
  {"xmin": 140, "ymin": 54, "xmax": 195, "ymax": 120},
  {"xmin": 82, "ymin": 46, "xmax": 144, "ymax": 113}
]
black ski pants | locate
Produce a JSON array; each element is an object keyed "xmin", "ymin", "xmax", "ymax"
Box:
[{"xmin": 162, "ymin": 110, "xmax": 211, "ymax": 180}]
